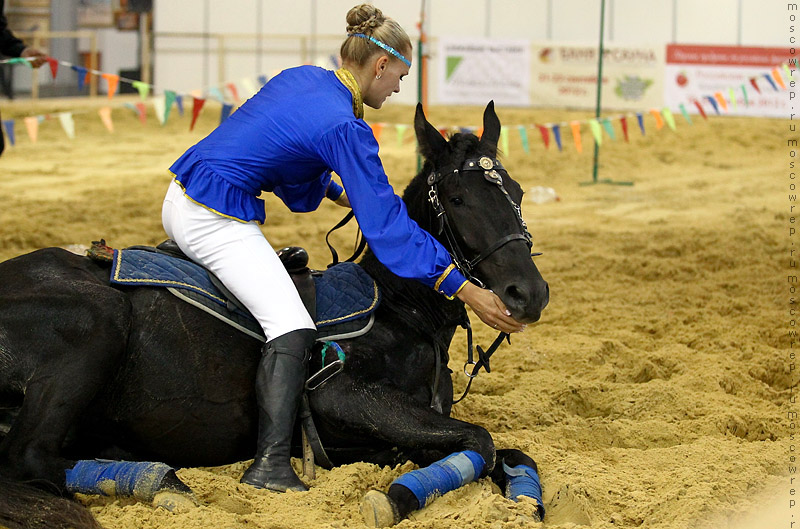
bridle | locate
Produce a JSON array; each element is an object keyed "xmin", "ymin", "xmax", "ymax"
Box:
[
  {"xmin": 426, "ymin": 155, "xmax": 540, "ymax": 289},
  {"xmin": 426, "ymin": 154, "xmax": 542, "ymax": 406}
]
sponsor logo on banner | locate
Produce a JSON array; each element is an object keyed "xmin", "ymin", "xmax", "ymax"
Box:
[
  {"xmin": 665, "ymin": 44, "xmax": 791, "ymax": 118},
  {"xmin": 530, "ymin": 42, "xmax": 664, "ymax": 111},
  {"xmin": 438, "ymin": 37, "xmax": 530, "ymax": 106}
]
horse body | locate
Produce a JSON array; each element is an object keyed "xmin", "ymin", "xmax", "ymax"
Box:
[{"xmin": 0, "ymin": 103, "xmax": 549, "ymax": 525}]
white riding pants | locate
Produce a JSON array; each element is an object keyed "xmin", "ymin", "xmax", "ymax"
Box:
[{"xmin": 162, "ymin": 180, "xmax": 315, "ymax": 341}]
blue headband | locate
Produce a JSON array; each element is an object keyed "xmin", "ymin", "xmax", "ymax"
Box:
[{"xmin": 348, "ymin": 33, "xmax": 411, "ymax": 68}]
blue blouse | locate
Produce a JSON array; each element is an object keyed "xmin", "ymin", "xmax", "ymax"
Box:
[{"xmin": 169, "ymin": 66, "xmax": 468, "ymax": 298}]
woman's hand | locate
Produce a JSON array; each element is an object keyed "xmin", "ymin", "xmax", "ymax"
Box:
[{"xmin": 456, "ymin": 282, "xmax": 525, "ymax": 333}]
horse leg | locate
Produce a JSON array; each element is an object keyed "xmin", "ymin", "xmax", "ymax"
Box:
[
  {"xmin": 489, "ymin": 448, "xmax": 545, "ymax": 520},
  {"xmin": 311, "ymin": 377, "xmax": 496, "ymax": 526}
]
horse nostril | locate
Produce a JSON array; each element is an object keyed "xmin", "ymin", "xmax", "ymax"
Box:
[{"xmin": 504, "ymin": 284, "xmax": 530, "ymax": 307}]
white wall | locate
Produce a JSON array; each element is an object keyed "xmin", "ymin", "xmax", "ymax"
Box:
[{"xmin": 152, "ymin": 0, "xmax": 789, "ymax": 106}]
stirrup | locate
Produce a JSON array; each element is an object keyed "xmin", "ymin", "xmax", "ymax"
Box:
[{"xmin": 305, "ymin": 359, "xmax": 344, "ymax": 392}]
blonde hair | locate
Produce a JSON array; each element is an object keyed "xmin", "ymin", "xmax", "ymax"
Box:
[{"xmin": 340, "ymin": 4, "xmax": 412, "ymax": 67}]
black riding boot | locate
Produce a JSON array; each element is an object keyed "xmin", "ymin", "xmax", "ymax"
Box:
[{"xmin": 240, "ymin": 328, "xmax": 316, "ymax": 492}]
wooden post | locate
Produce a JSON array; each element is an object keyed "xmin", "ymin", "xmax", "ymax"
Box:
[
  {"xmin": 141, "ymin": 12, "xmax": 152, "ymax": 86},
  {"xmin": 89, "ymin": 32, "xmax": 98, "ymax": 97},
  {"xmin": 30, "ymin": 33, "xmax": 41, "ymax": 99}
]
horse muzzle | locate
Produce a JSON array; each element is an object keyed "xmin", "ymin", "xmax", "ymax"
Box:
[{"xmin": 501, "ymin": 278, "xmax": 549, "ymax": 324}]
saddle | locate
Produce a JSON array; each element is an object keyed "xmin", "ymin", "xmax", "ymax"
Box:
[{"xmin": 93, "ymin": 239, "xmax": 380, "ymax": 343}]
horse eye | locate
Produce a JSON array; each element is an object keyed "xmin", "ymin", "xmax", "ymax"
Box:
[{"xmin": 449, "ymin": 197, "xmax": 464, "ymax": 206}]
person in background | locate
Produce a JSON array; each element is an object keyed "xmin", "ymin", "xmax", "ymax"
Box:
[
  {"xmin": 0, "ymin": 0, "xmax": 46, "ymax": 157},
  {"xmin": 161, "ymin": 3, "xmax": 526, "ymax": 493}
]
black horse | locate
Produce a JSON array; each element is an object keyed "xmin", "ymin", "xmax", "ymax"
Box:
[{"xmin": 0, "ymin": 102, "xmax": 548, "ymax": 527}]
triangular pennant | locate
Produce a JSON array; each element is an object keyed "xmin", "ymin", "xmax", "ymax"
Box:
[
  {"xmin": 569, "ymin": 121, "xmax": 582, "ymax": 153},
  {"xmin": 636, "ymin": 113, "xmax": 645, "ymax": 135},
  {"xmin": 662, "ymin": 108, "xmax": 676, "ymax": 131},
  {"xmin": 58, "ymin": 112, "xmax": 75, "ymax": 139},
  {"xmin": 190, "ymin": 97, "xmax": 206, "ymax": 131},
  {"xmin": 23, "ymin": 116, "xmax": 38, "ymax": 142},
  {"xmin": 438, "ymin": 127, "xmax": 448, "ymax": 139},
  {"xmin": 209, "ymin": 86, "xmax": 225, "ymax": 103},
  {"xmin": 705, "ymin": 95, "xmax": 720, "ymax": 114},
  {"xmin": 371, "ymin": 122, "xmax": 384, "ymax": 143},
  {"xmin": 620, "ymin": 116, "xmax": 630, "ymax": 142},
  {"xmin": 678, "ymin": 104, "xmax": 692, "ymax": 125},
  {"xmin": 258, "ymin": 75, "xmax": 269, "ymax": 86},
  {"xmin": 537, "ymin": 125, "xmax": 550, "ymax": 149},
  {"xmin": 518, "ymin": 125, "xmax": 530, "ymax": 154},
  {"xmin": 7, "ymin": 57, "xmax": 28, "ymax": 66},
  {"xmin": 476, "ymin": 127, "xmax": 484, "ymax": 139},
  {"xmin": 395, "ymin": 124, "xmax": 408, "ymax": 147},
  {"xmin": 500, "ymin": 126, "xmax": 509, "ymax": 156},
  {"xmin": 98, "ymin": 106, "xmax": 114, "ymax": 133},
  {"xmin": 552, "ymin": 124, "xmax": 562, "ymax": 151},
  {"xmin": 649, "ymin": 109, "xmax": 664, "ymax": 129},
  {"xmin": 225, "ymin": 82, "xmax": 241, "ymax": 104},
  {"xmin": 601, "ymin": 118, "xmax": 615, "ymax": 141},
  {"xmin": 2, "ymin": 119, "xmax": 15, "ymax": 146},
  {"xmin": 45, "ymin": 57, "xmax": 58, "ymax": 79},
  {"xmin": 135, "ymin": 102, "xmax": 147, "ymax": 125},
  {"xmin": 164, "ymin": 90, "xmax": 177, "ymax": 123},
  {"xmin": 713, "ymin": 92, "xmax": 728, "ymax": 112},
  {"xmin": 773, "ymin": 67, "xmax": 787, "ymax": 90},
  {"xmin": 220, "ymin": 103, "xmax": 234, "ymax": 124},
  {"xmin": 763, "ymin": 73, "xmax": 778, "ymax": 91},
  {"xmin": 728, "ymin": 87, "xmax": 738, "ymax": 111},
  {"xmin": 241, "ymin": 78, "xmax": 257, "ymax": 98},
  {"xmin": 102, "ymin": 73, "xmax": 119, "ymax": 99},
  {"xmin": 693, "ymin": 100, "xmax": 708, "ymax": 120},
  {"xmin": 175, "ymin": 94, "xmax": 184, "ymax": 116},
  {"xmin": 588, "ymin": 119, "xmax": 603, "ymax": 146},
  {"xmin": 749, "ymin": 77, "xmax": 761, "ymax": 94},
  {"xmin": 132, "ymin": 80, "xmax": 151, "ymax": 100},
  {"xmin": 71, "ymin": 65, "xmax": 88, "ymax": 90},
  {"xmin": 152, "ymin": 95, "xmax": 166, "ymax": 126},
  {"xmin": 741, "ymin": 84, "xmax": 749, "ymax": 107},
  {"xmin": 785, "ymin": 64, "xmax": 793, "ymax": 82}
]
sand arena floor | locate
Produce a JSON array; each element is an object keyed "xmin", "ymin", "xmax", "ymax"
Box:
[{"xmin": 0, "ymin": 95, "xmax": 790, "ymax": 529}]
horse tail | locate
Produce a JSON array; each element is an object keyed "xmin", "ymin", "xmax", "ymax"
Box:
[{"xmin": 0, "ymin": 474, "xmax": 103, "ymax": 529}]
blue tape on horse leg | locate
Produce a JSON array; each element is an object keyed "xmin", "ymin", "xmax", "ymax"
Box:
[
  {"xmin": 503, "ymin": 462, "xmax": 545, "ymax": 520},
  {"xmin": 391, "ymin": 450, "xmax": 485, "ymax": 508},
  {"xmin": 65, "ymin": 459, "xmax": 174, "ymax": 502}
]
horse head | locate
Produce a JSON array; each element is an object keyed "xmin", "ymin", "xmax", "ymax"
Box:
[{"xmin": 410, "ymin": 102, "xmax": 549, "ymax": 323}]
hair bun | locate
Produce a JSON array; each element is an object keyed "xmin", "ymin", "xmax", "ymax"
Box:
[{"xmin": 346, "ymin": 3, "xmax": 385, "ymax": 35}]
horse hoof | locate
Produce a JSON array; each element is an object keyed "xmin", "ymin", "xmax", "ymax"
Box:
[
  {"xmin": 361, "ymin": 489, "xmax": 400, "ymax": 528},
  {"xmin": 152, "ymin": 491, "xmax": 197, "ymax": 512}
]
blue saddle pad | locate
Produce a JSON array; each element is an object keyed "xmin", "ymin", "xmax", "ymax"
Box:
[{"xmin": 109, "ymin": 249, "xmax": 380, "ymax": 331}]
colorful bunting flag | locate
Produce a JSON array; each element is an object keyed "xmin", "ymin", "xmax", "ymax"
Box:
[
  {"xmin": 23, "ymin": 116, "xmax": 38, "ymax": 142},
  {"xmin": 71, "ymin": 65, "xmax": 88, "ymax": 90},
  {"xmin": 102, "ymin": 73, "xmax": 119, "ymax": 100},
  {"xmin": 164, "ymin": 90, "xmax": 177, "ymax": 123},
  {"xmin": 134, "ymin": 102, "xmax": 147, "ymax": 125},
  {"xmin": 601, "ymin": 118, "xmax": 615, "ymax": 141},
  {"xmin": 588, "ymin": 119, "xmax": 602, "ymax": 146},
  {"xmin": 45, "ymin": 57, "xmax": 58, "ymax": 79},
  {"xmin": 175, "ymin": 94, "xmax": 184, "ymax": 116},
  {"xmin": 705, "ymin": 96, "xmax": 720, "ymax": 114},
  {"xmin": 220, "ymin": 103, "xmax": 234, "ymax": 123},
  {"xmin": 518, "ymin": 125, "xmax": 530, "ymax": 154},
  {"xmin": 258, "ymin": 75, "xmax": 269, "ymax": 86},
  {"xmin": 190, "ymin": 97, "xmax": 206, "ymax": 131},
  {"xmin": 209, "ymin": 86, "xmax": 225, "ymax": 103},
  {"xmin": 728, "ymin": 87, "xmax": 737, "ymax": 111},
  {"xmin": 241, "ymin": 78, "xmax": 257, "ymax": 98},
  {"xmin": 713, "ymin": 92, "xmax": 728, "ymax": 112},
  {"xmin": 537, "ymin": 125, "xmax": 550, "ymax": 149},
  {"xmin": 773, "ymin": 67, "xmax": 787, "ymax": 90},
  {"xmin": 500, "ymin": 126, "xmax": 509, "ymax": 156},
  {"xmin": 371, "ymin": 123, "xmax": 384, "ymax": 143},
  {"xmin": 741, "ymin": 84, "xmax": 749, "ymax": 107},
  {"xmin": 2, "ymin": 119, "xmax": 14, "ymax": 146},
  {"xmin": 152, "ymin": 95, "xmax": 166, "ymax": 125},
  {"xmin": 552, "ymin": 124, "xmax": 562, "ymax": 151},
  {"xmin": 226, "ymin": 82, "xmax": 240, "ymax": 103},
  {"xmin": 98, "ymin": 106, "xmax": 114, "ymax": 133},
  {"xmin": 750, "ymin": 77, "xmax": 761, "ymax": 94},
  {"xmin": 395, "ymin": 124, "xmax": 408, "ymax": 147},
  {"xmin": 132, "ymin": 81, "xmax": 150, "ymax": 100},
  {"xmin": 662, "ymin": 108, "xmax": 676, "ymax": 131},
  {"xmin": 636, "ymin": 113, "xmax": 645, "ymax": 135},
  {"xmin": 620, "ymin": 116, "xmax": 630, "ymax": 142},
  {"xmin": 569, "ymin": 121, "xmax": 582, "ymax": 153},
  {"xmin": 678, "ymin": 104, "xmax": 692, "ymax": 125},
  {"xmin": 58, "ymin": 112, "xmax": 75, "ymax": 139},
  {"xmin": 763, "ymin": 73, "xmax": 778, "ymax": 91}
]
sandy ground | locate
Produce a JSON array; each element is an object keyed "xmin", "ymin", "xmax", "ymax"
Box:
[{"xmin": 0, "ymin": 94, "xmax": 791, "ymax": 529}]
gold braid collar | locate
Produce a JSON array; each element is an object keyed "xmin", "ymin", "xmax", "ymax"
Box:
[{"xmin": 335, "ymin": 68, "xmax": 364, "ymax": 119}]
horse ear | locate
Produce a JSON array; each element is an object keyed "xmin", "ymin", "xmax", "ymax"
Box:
[
  {"xmin": 414, "ymin": 103, "xmax": 448, "ymax": 161},
  {"xmin": 479, "ymin": 100, "xmax": 501, "ymax": 156}
]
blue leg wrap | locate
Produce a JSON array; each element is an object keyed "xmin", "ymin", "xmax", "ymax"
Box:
[
  {"xmin": 65, "ymin": 459, "xmax": 174, "ymax": 502},
  {"xmin": 503, "ymin": 462, "xmax": 545, "ymax": 520},
  {"xmin": 391, "ymin": 450, "xmax": 485, "ymax": 508}
]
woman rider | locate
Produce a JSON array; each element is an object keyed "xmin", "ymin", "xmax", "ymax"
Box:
[{"xmin": 161, "ymin": 3, "xmax": 526, "ymax": 493}]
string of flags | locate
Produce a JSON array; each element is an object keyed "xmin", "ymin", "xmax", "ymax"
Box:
[{"xmin": 0, "ymin": 55, "xmax": 794, "ymax": 154}]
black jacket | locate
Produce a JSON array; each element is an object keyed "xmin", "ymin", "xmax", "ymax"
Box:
[{"xmin": 0, "ymin": 0, "xmax": 26, "ymax": 58}]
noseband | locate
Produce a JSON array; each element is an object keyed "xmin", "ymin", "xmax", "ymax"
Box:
[{"xmin": 427, "ymin": 156, "xmax": 540, "ymax": 288}]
